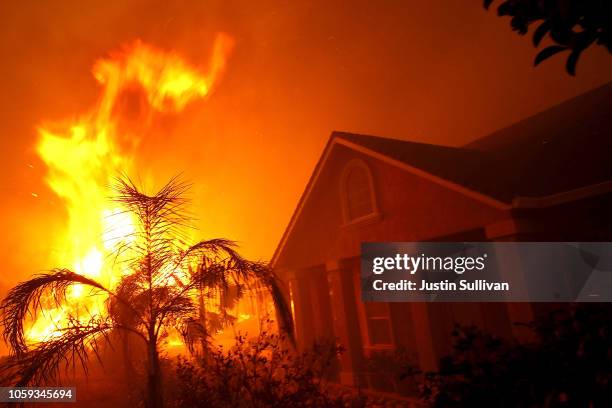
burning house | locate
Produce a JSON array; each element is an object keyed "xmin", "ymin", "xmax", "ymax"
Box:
[{"xmin": 271, "ymin": 82, "xmax": 612, "ymax": 388}]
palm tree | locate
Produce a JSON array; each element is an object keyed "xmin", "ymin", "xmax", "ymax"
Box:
[{"xmin": 0, "ymin": 177, "xmax": 294, "ymax": 408}]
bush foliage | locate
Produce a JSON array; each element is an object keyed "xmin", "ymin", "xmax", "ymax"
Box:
[
  {"xmin": 419, "ymin": 304, "xmax": 612, "ymax": 407},
  {"xmin": 170, "ymin": 329, "xmax": 348, "ymax": 408}
]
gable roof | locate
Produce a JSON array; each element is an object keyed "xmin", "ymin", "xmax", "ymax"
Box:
[
  {"xmin": 338, "ymin": 81, "xmax": 612, "ymax": 202},
  {"xmin": 466, "ymin": 81, "xmax": 612, "ymax": 152},
  {"xmin": 271, "ymin": 83, "xmax": 612, "ymax": 266},
  {"xmin": 336, "ymin": 132, "xmax": 503, "ymax": 200},
  {"xmin": 465, "ymin": 81, "xmax": 612, "ymax": 200}
]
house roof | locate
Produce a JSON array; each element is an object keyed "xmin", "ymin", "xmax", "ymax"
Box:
[
  {"xmin": 335, "ymin": 132, "xmax": 500, "ymax": 199},
  {"xmin": 271, "ymin": 82, "xmax": 612, "ymax": 266},
  {"xmin": 337, "ymin": 81, "xmax": 612, "ymax": 203}
]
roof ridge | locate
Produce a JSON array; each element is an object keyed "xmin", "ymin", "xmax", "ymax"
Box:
[
  {"xmin": 465, "ymin": 80, "xmax": 612, "ymax": 151},
  {"xmin": 332, "ymin": 131, "xmax": 470, "ymax": 152}
]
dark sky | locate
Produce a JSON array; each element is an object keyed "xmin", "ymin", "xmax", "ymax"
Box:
[{"xmin": 1, "ymin": 0, "xmax": 611, "ymax": 281}]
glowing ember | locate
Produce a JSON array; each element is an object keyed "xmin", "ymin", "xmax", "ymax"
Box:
[{"xmin": 31, "ymin": 34, "xmax": 234, "ymax": 343}]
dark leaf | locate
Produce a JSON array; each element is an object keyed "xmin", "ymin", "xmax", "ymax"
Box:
[
  {"xmin": 549, "ymin": 26, "xmax": 573, "ymax": 46},
  {"xmin": 565, "ymin": 49, "xmax": 582, "ymax": 76},
  {"xmin": 534, "ymin": 45, "xmax": 568, "ymax": 66},
  {"xmin": 532, "ymin": 21, "xmax": 551, "ymax": 47},
  {"xmin": 497, "ymin": 2, "xmax": 511, "ymax": 16}
]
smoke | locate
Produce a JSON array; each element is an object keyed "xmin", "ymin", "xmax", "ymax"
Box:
[{"xmin": 0, "ymin": 0, "xmax": 611, "ymax": 290}]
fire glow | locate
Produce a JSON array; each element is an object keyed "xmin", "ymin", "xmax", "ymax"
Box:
[{"xmin": 29, "ymin": 34, "xmax": 234, "ymax": 344}]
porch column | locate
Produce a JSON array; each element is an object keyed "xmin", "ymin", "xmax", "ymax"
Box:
[
  {"xmin": 287, "ymin": 269, "xmax": 315, "ymax": 349},
  {"xmin": 271, "ymin": 269, "xmax": 297, "ymax": 343},
  {"xmin": 409, "ymin": 303, "xmax": 441, "ymax": 372},
  {"xmin": 486, "ymin": 219, "xmax": 536, "ymax": 341},
  {"xmin": 325, "ymin": 259, "xmax": 364, "ymax": 386}
]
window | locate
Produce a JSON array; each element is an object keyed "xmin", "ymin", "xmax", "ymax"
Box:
[
  {"xmin": 364, "ymin": 302, "xmax": 393, "ymax": 346},
  {"xmin": 341, "ymin": 160, "xmax": 378, "ymax": 222},
  {"xmin": 352, "ymin": 266, "xmax": 393, "ymax": 351}
]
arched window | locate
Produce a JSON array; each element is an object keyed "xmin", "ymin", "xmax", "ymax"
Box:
[{"xmin": 341, "ymin": 160, "xmax": 378, "ymax": 223}]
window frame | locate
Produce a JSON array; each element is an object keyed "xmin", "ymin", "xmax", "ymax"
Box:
[
  {"xmin": 339, "ymin": 159, "xmax": 380, "ymax": 226},
  {"xmin": 352, "ymin": 269, "xmax": 395, "ymax": 353}
]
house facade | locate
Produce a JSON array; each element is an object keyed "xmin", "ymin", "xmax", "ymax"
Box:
[{"xmin": 271, "ymin": 82, "xmax": 612, "ymax": 388}]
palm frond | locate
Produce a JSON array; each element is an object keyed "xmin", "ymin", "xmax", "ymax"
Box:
[
  {"xmin": 109, "ymin": 273, "xmax": 148, "ymax": 329},
  {"xmin": 265, "ymin": 274, "xmax": 295, "ymax": 348},
  {"xmin": 0, "ymin": 269, "xmax": 108, "ymax": 355},
  {"xmin": 177, "ymin": 239, "xmax": 246, "ymax": 272},
  {"xmin": 0, "ymin": 317, "xmax": 113, "ymax": 386},
  {"xmin": 193, "ymin": 258, "xmax": 295, "ymax": 347},
  {"xmin": 175, "ymin": 316, "xmax": 208, "ymax": 354},
  {"xmin": 248, "ymin": 263, "xmax": 295, "ymax": 348},
  {"xmin": 111, "ymin": 176, "xmax": 196, "ymax": 282},
  {"xmin": 112, "ymin": 176, "xmax": 193, "ymax": 239}
]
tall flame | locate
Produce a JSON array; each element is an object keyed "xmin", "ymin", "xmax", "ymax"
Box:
[{"xmin": 30, "ymin": 34, "xmax": 234, "ymax": 343}]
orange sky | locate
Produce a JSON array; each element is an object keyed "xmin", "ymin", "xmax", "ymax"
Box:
[{"xmin": 1, "ymin": 0, "xmax": 611, "ymax": 287}]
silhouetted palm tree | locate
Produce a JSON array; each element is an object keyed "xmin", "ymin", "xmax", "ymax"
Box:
[{"xmin": 0, "ymin": 177, "xmax": 293, "ymax": 408}]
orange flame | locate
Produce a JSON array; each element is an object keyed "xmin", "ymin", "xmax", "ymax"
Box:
[{"xmin": 30, "ymin": 34, "xmax": 234, "ymax": 343}]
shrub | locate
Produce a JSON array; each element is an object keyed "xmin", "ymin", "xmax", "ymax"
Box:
[
  {"xmin": 170, "ymin": 330, "xmax": 347, "ymax": 408},
  {"xmin": 418, "ymin": 304, "xmax": 612, "ymax": 407},
  {"xmin": 361, "ymin": 347, "xmax": 419, "ymax": 396}
]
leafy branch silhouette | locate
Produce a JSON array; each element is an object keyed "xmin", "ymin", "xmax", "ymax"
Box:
[{"xmin": 485, "ymin": 0, "xmax": 611, "ymax": 75}]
